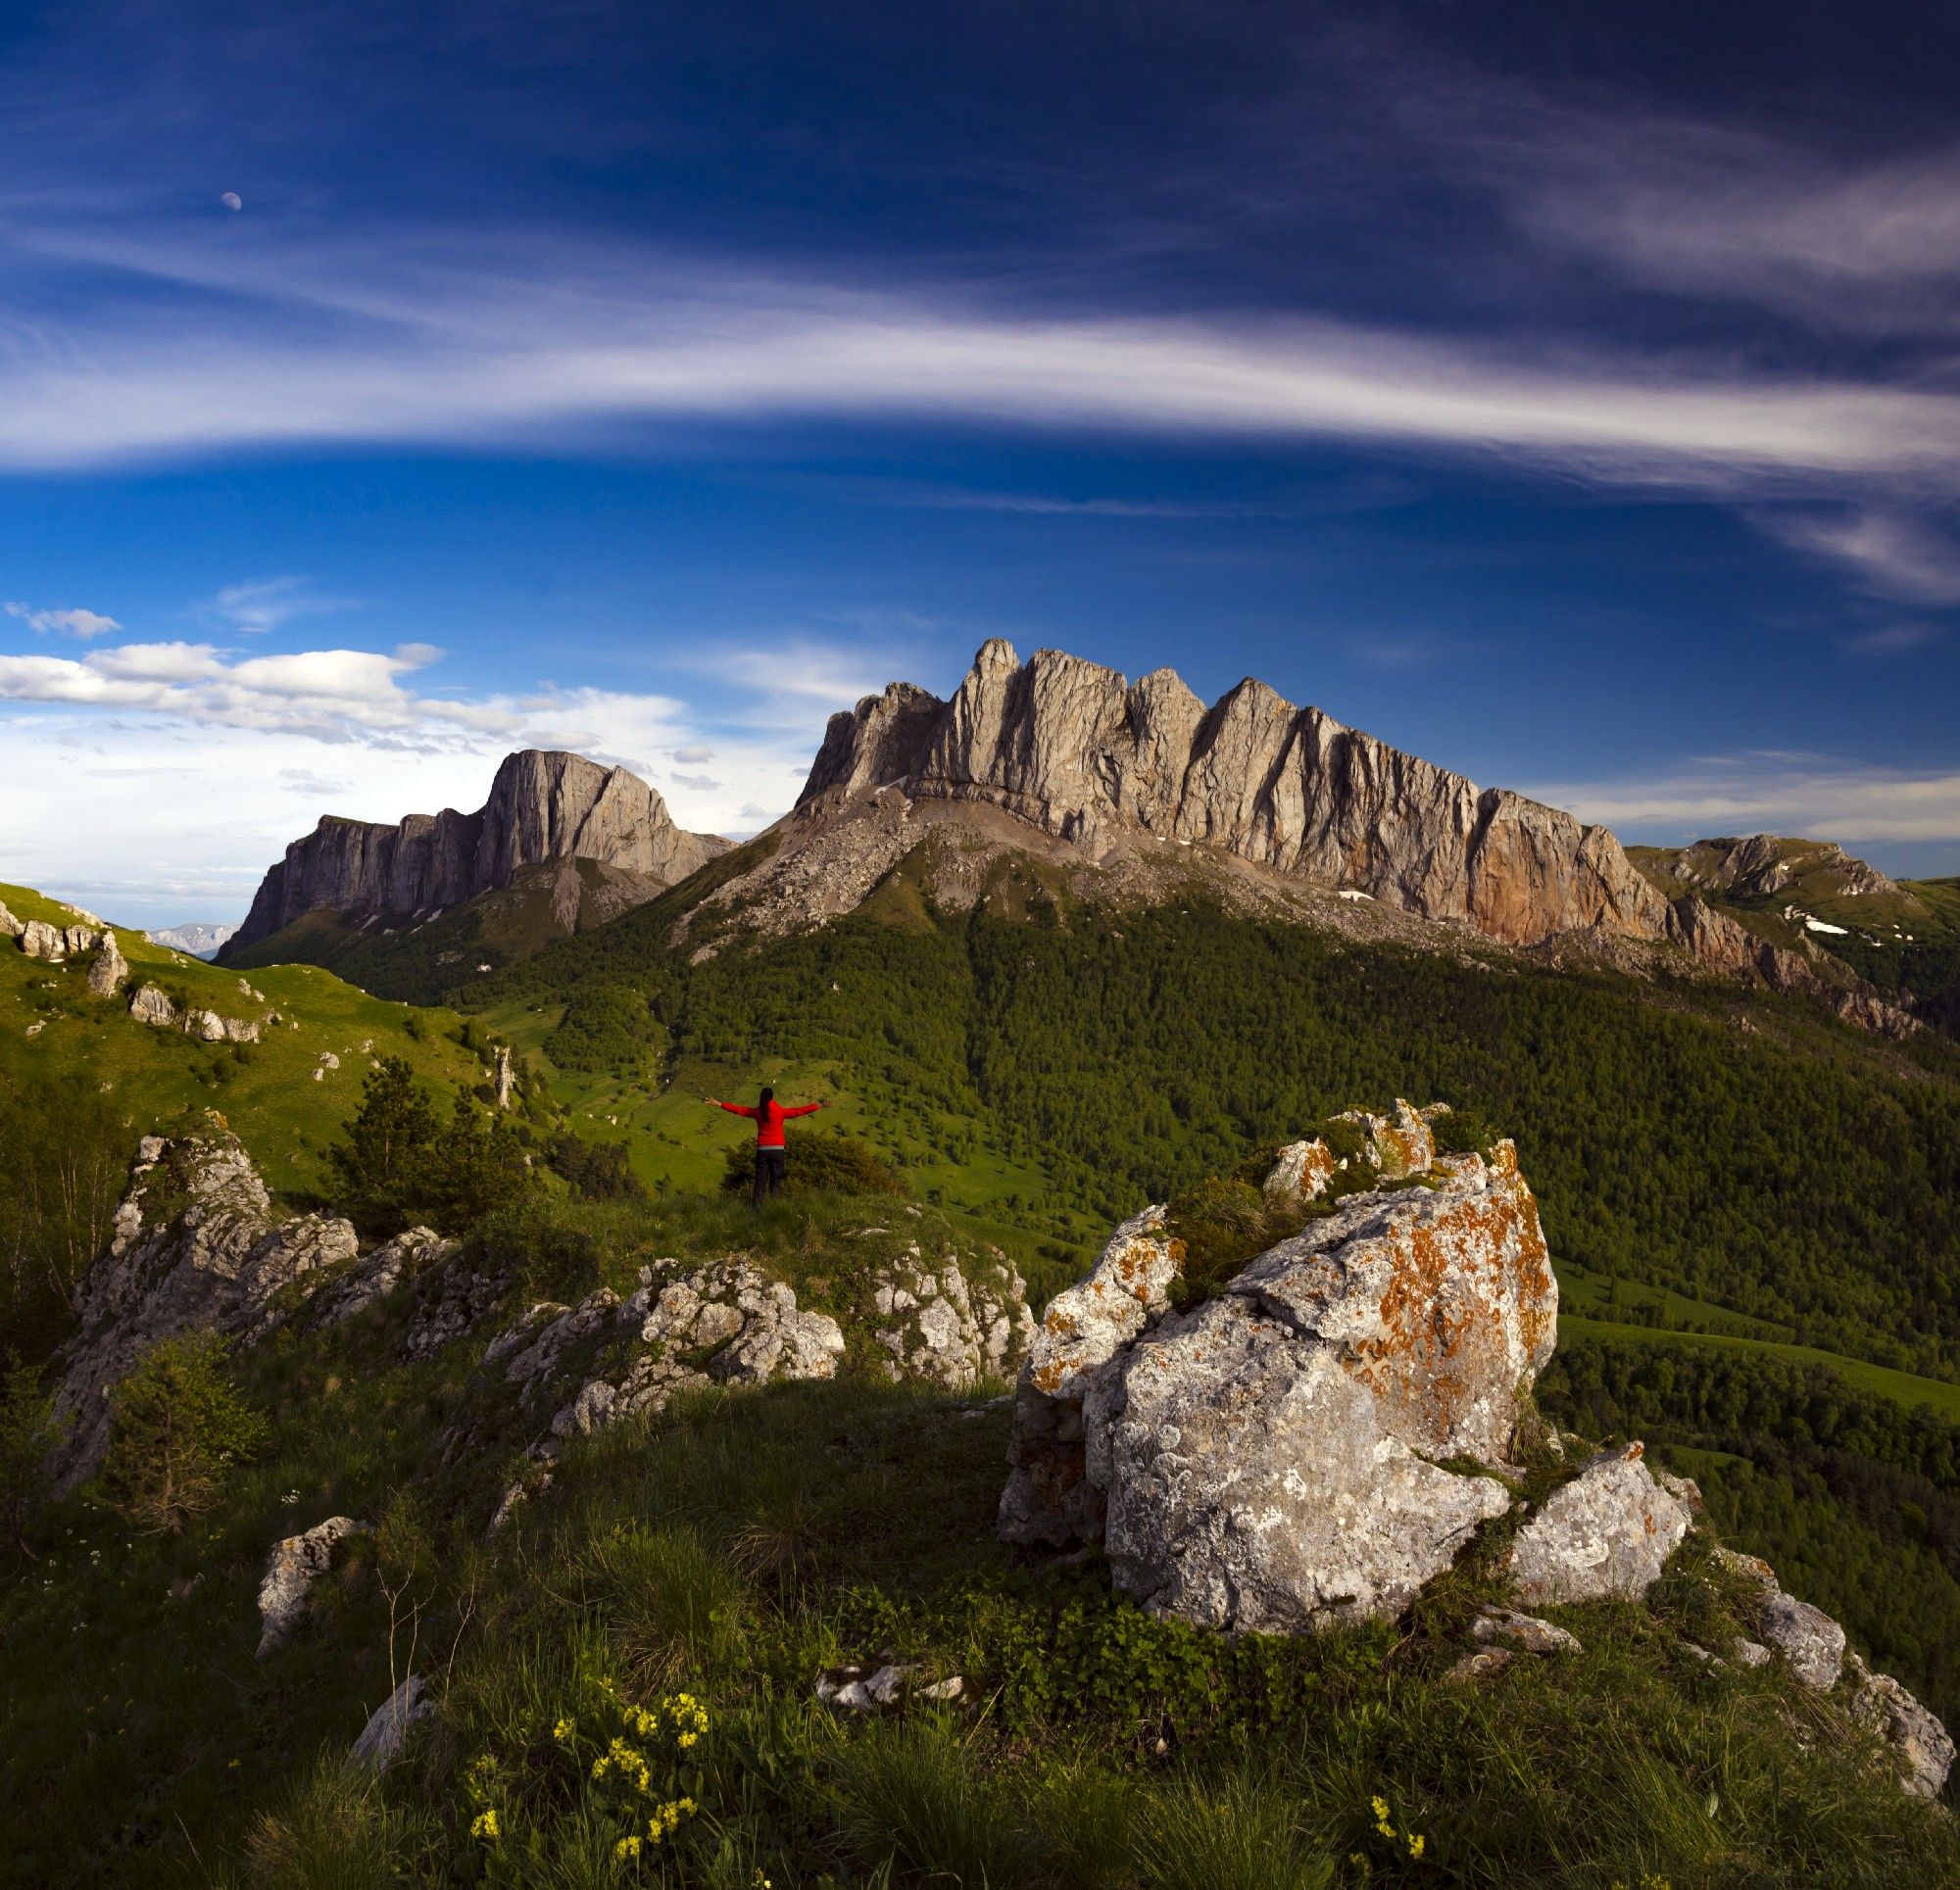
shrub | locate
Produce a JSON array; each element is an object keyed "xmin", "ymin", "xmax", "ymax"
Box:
[
  {"xmin": 1164, "ymin": 1176, "xmax": 1312, "ymax": 1306},
  {"xmin": 719, "ymin": 1133, "xmax": 905, "ymax": 1198},
  {"xmin": 550, "ymin": 1134, "xmax": 647, "ymax": 1201},
  {"xmin": 465, "ymin": 1199, "xmax": 603, "ymax": 1304},
  {"xmin": 98, "ymin": 1333, "xmax": 265, "ymax": 1534},
  {"xmin": 1430, "ymin": 1105, "xmax": 1499, "ymax": 1156},
  {"xmin": 0, "ymin": 1351, "xmax": 67, "ymax": 1557}
]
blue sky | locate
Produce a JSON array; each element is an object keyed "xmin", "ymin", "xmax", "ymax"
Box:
[{"xmin": 3, "ymin": 0, "xmax": 1959, "ymax": 924}]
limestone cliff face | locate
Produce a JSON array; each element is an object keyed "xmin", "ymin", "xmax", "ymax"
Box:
[
  {"xmin": 799, "ymin": 642, "xmax": 1672, "ymax": 949},
  {"xmin": 226, "ymin": 751, "xmax": 728, "ymax": 954}
]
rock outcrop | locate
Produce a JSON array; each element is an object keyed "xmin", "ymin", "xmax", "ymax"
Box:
[
  {"xmin": 349, "ymin": 1674, "xmax": 434, "ymax": 1771},
  {"xmin": 868, "ymin": 1247, "xmax": 1038, "ymax": 1388},
  {"xmin": 257, "ymin": 1517, "xmax": 370, "ymax": 1656},
  {"xmin": 20, "ymin": 918, "xmax": 97, "ymax": 960},
  {"xmin": 86, "ymin": 932, "xmax": 127, "ymax": 996},
  {"xmin": 782, "ymin": 643, "xmax": 1912, "ymax": 1031},
  {"xmin": 1846, "ymin": 1653, "xmax": 1958, "ymax": 1801},
  {"xmin": 223, "ymin": 749, "xmax": 729, "ymax": 956},
  {"xmin": 50, "ymin": 1132, "xmax": 363, "ymax": 1485},
  {"xmin": 1000, "ymin": 1124, "xmax": 1556, "ymax": 1631},
  {"xmin": 479, "ymin": 1259, "xmax": 850, "ymax": 1529},
  {"xmin": 1646, "ymin": 834, "xmax": 1899, "ymax": 902},
  {"xmin": 1505, "ymin": 1444, "xmax": 1691, "ymax": 1604}
]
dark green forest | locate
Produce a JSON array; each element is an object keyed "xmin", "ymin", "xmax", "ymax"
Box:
[
  {"xmin": 1542, "ymin": 1337, "xmax": 1960, "ymax": 1731},
  {"xmin": 480, "ymin": 889, "xmax": 1960, "ymax": 1381}
]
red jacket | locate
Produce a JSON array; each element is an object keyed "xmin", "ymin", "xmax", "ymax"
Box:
[{"xmin": 719, "ymin": 1098, "xmax": 819, "ymax": 1147}]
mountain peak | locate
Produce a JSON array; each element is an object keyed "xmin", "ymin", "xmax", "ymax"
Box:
[{"xmin": 222, "ymin": 749, "xmax": 729, "ymax": 959}]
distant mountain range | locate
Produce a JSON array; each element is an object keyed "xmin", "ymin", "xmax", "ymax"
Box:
[
  {"xmin": 144, "ymin": 922, "xmax": 237, "ymax": 959},
  {"xmin": 219, "ymin": 639, "xmax": 1955, "ymax": 1033}
]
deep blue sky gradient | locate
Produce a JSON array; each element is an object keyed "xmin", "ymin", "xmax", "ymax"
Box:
[{"xmin": 3, "ymin": 1, "xmax": 1959, "ymax": 919}]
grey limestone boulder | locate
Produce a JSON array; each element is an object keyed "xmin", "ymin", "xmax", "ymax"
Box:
[
  {"xmin": 349, "ymin": 1674, "xmax": 434, "ymax": 1771},
  {"xmin": 1756, "ymin": 1590, "xmax": 1846, "ymax": 1692},
  {"xmin": 1002, "ymin": 1135, "xmax": 1557, "ymax": 1632},
  {"xmin": 1844, "ymin": 1653, "xmax": 1955, "ymax": 1801},
  {"xmin": 86, "ymin": 932, "xmax": 127, "ymax": 996},
  {"xmin": 258, "ymin": 1517, "xmax": 370, "ymax": 1655},
  {"xmin": 1506, "ymin": 1444, "xmax": 1691, "ymax": 1605}
]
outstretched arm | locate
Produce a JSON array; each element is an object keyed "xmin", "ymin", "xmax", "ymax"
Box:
[
  {"xmin": 780, "ymin": 1101, "xmax": 824, "ymax": 1118},
  {"xmin": 709, "ymin": 1099, "xmax": 756, "ymax": 1117}
]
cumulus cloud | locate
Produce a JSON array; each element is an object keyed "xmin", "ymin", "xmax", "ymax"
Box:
[
  {"xmin": 5, "ymin": 600, "xmax": 121, "ymax": 638},
  {"xmin": 0, "ymin": 632, "xmax": 847, "ymax": 923}
]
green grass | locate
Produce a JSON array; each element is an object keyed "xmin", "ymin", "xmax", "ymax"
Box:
[
  {"xmin": 7, "ymin": 1274, "xmax": 1953, "ymax": 1888},
  {"xmin": 0, "ymin": 881, "xmax": 486, "ymax": 1204}
]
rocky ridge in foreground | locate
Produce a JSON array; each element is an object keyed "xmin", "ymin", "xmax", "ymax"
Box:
[{"xmin": 999, "ymin": 1102, "xmax": 1953, "ymax": 1799}]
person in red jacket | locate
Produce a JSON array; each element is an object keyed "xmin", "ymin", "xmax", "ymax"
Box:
[{"xmin": 706, "ymin": 1086, "xmax": 824, "ymax": 1204}]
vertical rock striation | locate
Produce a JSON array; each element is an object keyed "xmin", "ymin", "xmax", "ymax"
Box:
[
  {"xmin": 224, "ymin": 750, "xmax": 729, "ymax": 954},
  {"xmin": 791, "ymin": 642, "xmax": 1915, "ymax": 1024}
]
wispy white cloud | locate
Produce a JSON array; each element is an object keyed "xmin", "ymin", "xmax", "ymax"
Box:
[
  {"xmin": 5, "ymin": 600, "xmax": 121, "ymax": 638},
  {"xmin": 1520, "ymin": 754, "xmax": 1960, "ymax": 848},
  {"xmin": 1500, "ymin": 115, "xmax": 1960, "ymax": 335},
  {"xmin": 6, "ymin": 220, "xmax": 1960, "ymax": 502},
  {"xmin": 210, "ymin": 575, "xmax": 345, "ymax": 634},
  {"xmin": 1753, "ymin": 508, "xmax": 1960, "ymax": 606}
]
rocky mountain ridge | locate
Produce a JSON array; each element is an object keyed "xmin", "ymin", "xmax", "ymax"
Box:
[
  {"xmin": 222, "ymin": 750, "xmax": 728, "ymax": 959},
  {"xmin": 735, "ymin": 642, "xmax": 1914, "ymax": 1032}
]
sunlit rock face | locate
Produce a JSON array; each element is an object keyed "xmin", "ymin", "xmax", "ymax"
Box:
[
  {"xmin": 1000, "ymin": 1128, "xmax": 1557, "ymax": 1631},
  {"xmin": 225, "ymin": 749, "xmax": 729, "ymax": 954}
]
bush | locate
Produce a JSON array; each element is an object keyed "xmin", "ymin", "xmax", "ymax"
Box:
[
  {"xmin": 719, "ymin": 1133, "xmax": 905, "ymax": 1198},
  {"xmin": 0, "ymin": 1351, "xmax": 66, "ymax": 1557},
  {"xmin": 464, "ymin": 1200, "xmax": 603, "ymax": 1304},
  {"xmin": 98, "ymin": 1333, "xmax": 264, "ymax": 1534},
  {"xmin": 550, "ymin": 1135, "xmax": 647, "ymax": 1201},
  {"xmin": 1163, "ymin": 1176, "xmax": 1312, "ymax": 1306},
  {"xmin": 1429, "ymin": 1105, "xmax": 1499, "ymax": 1156}
]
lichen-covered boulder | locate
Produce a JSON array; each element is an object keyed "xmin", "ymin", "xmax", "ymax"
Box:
[
  {"xmin": 1506, "ymin": 1444, "xmax": 1690, "ymax": 1605},
  {"xmin": 1845, "ymin": 1653, "xmax": 1955, "ymax": 1800},
  {"xmin": 1262, "ymin": 1138, "xmax": 1336, "ymax": 1203},
  {"xmin": 258, "ymin": 1516, "xmax": 369, "ymax": 1656},
  {"xmin": 1756, "ymin": 1590, "xmax": 1846, "ymax": 1692},
  {"xmin": 869, "ymin": 1246, "xmax": 1036, "ymax": 1388},
  {"xmin": 50, "ymin": 1132, "xmax": 360, "ymax": 1486},
  {"xmin": 1002, "ymin": 1134, "xmax": 1556, "ymax": 1631},
  {"xmin": 1334, "ymin": 1098, "xmax": 1438, "ymax": 1180},
  {"xmin": 998, "ymin": 1206, "xmax": 1181, "ymax": 1548}
]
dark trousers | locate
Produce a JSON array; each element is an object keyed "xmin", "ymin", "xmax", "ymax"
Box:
[{"xmin": 752, "ymin": 1145, "xmax": 786, "ymax": 1206}]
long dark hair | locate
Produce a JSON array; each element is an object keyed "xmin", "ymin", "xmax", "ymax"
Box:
[{"xmin": 758, "ymin": 1086, "xmax": 774, "ymax": 1122}]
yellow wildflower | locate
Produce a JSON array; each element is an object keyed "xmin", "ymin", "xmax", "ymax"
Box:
[
  {"xmin": 469, "ymin": 1809, "xmax": 501, "ymax": 1841},
  {"xmin": 614, "ymin": 1835, "xmax": 642, "ymax": 1862},
  {"xmin": 553, "ymin": 1718, "xmax": 575, "ymax": 1743},
  {"xmin": 1408, "ymin": 1833, "xmax": 1426, "ymax": 1861}
]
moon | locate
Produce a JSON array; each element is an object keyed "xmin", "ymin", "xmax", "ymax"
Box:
[{"xmin": 220, "ymin": 191, "xmax": 242, "ymax": 211}]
